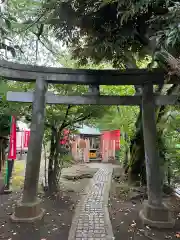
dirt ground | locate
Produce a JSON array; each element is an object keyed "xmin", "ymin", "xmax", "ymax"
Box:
[
  {"xmin": 0, "ymin": 163, "xmax": 98, "ymax": 240},
  {"xmin": 0, "ymin": 192, "xmax": 75, "ymax": 240},
  {"xmin": 109, "ymin": 171, "xmax": 180, "ymax": 240}
]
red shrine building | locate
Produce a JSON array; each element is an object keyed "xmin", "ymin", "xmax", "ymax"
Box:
[{"xmin": 70, "ymin": 125, "xmax": 120, "ymax": 163}]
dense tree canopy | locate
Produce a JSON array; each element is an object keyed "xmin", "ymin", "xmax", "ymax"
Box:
[{"xmin": 43, "ymin": 0, "xmax": 180, "ymax": 69}]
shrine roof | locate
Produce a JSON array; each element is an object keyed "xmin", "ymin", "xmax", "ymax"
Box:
[{"xmin": 78, "ymin": 125, "xmax": 101, "ymax": 135}]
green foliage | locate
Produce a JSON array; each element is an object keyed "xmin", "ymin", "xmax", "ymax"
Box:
[
  {"xmin": 159, "ymin": 107, "xmax": 180, "ymax": 182},
  {"xmin": 0, "ymin": 80, "xmax": 28, "ymax": 135},
  {"xmin": 45, "ymin": 0, "xmax": 145, "ymax": 67},
  {"xmin": 0, "ymin": 3, "xmax": 16, "ymax": 57},
  {"xmin": 116, "ymin": 0, "xmax": 180, "ymax": 52},
  {"xmin": 95, "ymin": 105, "xmax": 138, "ymax": 137},
  {"xmin": 41, "ymin": 0, "xmax": 180, "ymax": 73},
  {"xmin": 45, "ymin": 84, "xmax": 108, "ymax": 133},
  {"xmin": 92, "ymin": 85, "xmax": 139, "ymax": 162}
]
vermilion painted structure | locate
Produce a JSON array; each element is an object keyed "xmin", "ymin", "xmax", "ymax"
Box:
[
  {"xmin": 16, "ymin": 130, "xmax": 30, "ymax": 153},
  {"xmin": 71, "ymin": 128, "xmax": 120, "ymax": 163},
  {"xmin": 100, "ymin": 130, "xmax": 120, "ymax": 162},
  {"xmin": 16, "ymin": 126, "xmax": 121, "ymax": 163}
]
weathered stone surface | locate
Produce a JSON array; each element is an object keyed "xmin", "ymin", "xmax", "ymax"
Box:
[
  {"xmin": 62, "ymin": 167, "xmax": 98, "ymax": 180},
  {"xmin": 140, "ymin": 200, "xmax": 175, "ymax": 228},
  {"xmin": 10, "ymin": 199, "xmax": 45, "ymax": 223},
  {"xmin": 63, "ymin": 173, "xmax": 94, "ymax": 180},
  {"xmin": 0, "ymin": 60, "xmax": 168, "ymax": 85},
  {"xmin": 68, "ymin": 165, "xmax": 114, "ymax": 240},
  {"xmin": 22, "ymin": 77, "xmax": 47, "ymax": 203},
  {"xmin": 11, "ymin": 78, "xmax": 47, "ymax": 222},
  {"xmin": 140, "ymin": 84, "xmax": 175, "ymax": 228},
  {"xmin": 142, "ymin": 84, "xmax": 163, "ymax": 207}
]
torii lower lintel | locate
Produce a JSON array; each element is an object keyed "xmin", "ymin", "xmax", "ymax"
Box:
[{"xmin": 6, "ymin": 91, "xmax": 180, "ymax": 106}]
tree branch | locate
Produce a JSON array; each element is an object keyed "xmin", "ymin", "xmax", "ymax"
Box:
[
  {"xmin": 155, "ymin": 49, "xmax": 180, "ymax": 79},
  {"xmin": 58, "ymin": 105, "xmax": 72, "ymax": 133},
  {"xmin": 25, "ymin": 114, "xmax": 56, "ymax": 131},
  {"xmin": 62, "ymin": 113, "xmax": 92, "ymax": 129}
]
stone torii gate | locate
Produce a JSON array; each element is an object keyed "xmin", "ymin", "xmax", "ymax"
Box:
[{"xmin": 0, "ymin": 60, "xmax": 179, "ymax": 227}]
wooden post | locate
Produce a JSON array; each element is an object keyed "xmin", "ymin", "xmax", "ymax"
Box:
[
  {"xmin": 11, "ymin": 77, "xmax": 47, "ymax": 222},
  {"xmin": 84, "ymin": 139, "xmax": 90, "ymax": 163},
  {"xmin": 140, "ymin": 83, "xmax": 175, "ymax": 228},
  {"xmin": 103, "ymin": 140, "xmax": 109, "ymax": 162}
]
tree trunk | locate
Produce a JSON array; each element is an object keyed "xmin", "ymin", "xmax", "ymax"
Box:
[
  {"xmin": 42, "ymin": 140, "xmax": 48, "ymax": 188},
  {"xmin": 47, "ymin": 128, "xmax": 56, "ymax": 193},
  {"xmin": 47, "ymin": 130, "xmax": 64, "ymax": 194},
  {"xmin": 123, "ymin": 133, "xmax": 129, "ymax": 169},
  {"xmin": 49, "ymin": 141, "xmax": 60, "ymax": 193},
  {"xmin": 0, "ymin": 139, "xmax": 2, "ymax": 172},
  {"xmin": 155, "ymin": 50, "xmax": 180, "ymax": 77}
]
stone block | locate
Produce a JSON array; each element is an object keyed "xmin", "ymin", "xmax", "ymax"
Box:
[
  {"xmin": 10, "ymin": 199, "xmax": 45, "ymax": 223},
  {"xmin": 139, "ymin": 200, "xmax": 175, "ymax": 228}
]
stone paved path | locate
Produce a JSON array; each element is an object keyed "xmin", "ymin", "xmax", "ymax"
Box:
[{"xmin": 68, "ymin": 164, "xmax": 114, "ymax": 240}]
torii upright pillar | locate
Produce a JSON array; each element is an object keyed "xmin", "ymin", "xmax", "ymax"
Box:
[
  {"xmin": 11, "ymin": 76, "xmax": 47, "ymax": 222},
  {"xmin": 140, "ymin": 83, "xmax": 175, "ymax": 228}
]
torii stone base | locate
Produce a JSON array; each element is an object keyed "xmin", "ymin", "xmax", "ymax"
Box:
[
  {"xmin": 139, "ymin": 200, "xmax": 175, "ymax": 228},
  {"xmin": 10, "ymin": 199, "xmax": 45, "ymax": 223}
]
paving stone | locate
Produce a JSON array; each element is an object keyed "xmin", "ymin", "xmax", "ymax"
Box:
[{"xmin": 68, "ymin": 166, "xmax": 114, "ymax": 240}]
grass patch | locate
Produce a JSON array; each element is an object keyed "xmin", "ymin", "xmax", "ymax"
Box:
[
  {"xmin": 1, "ymin": 160, "xmax": 25, "ymax": 190},
  {"xmin": 12, "ymin": 160, "xmax": 25, "ymax": 190}
]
